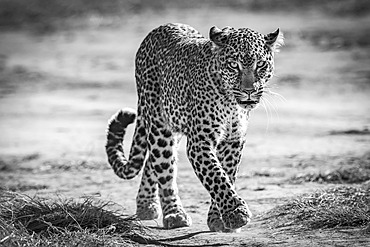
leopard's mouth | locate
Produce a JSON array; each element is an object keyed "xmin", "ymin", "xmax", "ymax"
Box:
[{"xmin": 236, "ymin": 98, "xmax": 259, "ymax": 110}]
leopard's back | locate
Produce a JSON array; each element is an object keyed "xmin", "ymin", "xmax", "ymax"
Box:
[{"xmin": 135, "ymin": 23, "xmax": 213, "ymax": 132}]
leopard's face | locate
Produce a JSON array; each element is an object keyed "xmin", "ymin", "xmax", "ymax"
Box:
[{"xmin": 211, "ymin": 26, "xmax": 283, "ymax": 110}]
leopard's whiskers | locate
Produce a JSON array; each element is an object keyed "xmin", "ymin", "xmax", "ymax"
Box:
[
  {"xmin": 262, "ymin": 94, "xmax": 279, "ymax": 120},
  {"xmin": 260, "ymin": 97, "xmax": 271, "ymax": 133},
  {"xmin": 267, "ymin": 90, "xmax": 287, "ymax": 103}
]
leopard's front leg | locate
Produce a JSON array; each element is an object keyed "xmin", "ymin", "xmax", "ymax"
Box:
[
  {"xmin": 186, "ymin": 137, "xmax": 252, "ymax": 230},
  {"xmin": 207, "ymin": 139, "xmax": 247, "ymax": 232}
]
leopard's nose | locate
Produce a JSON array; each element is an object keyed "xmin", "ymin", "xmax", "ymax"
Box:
[
  {"xmin": 243, "ymin": 89, "xmax": 254, "ymax": 97},
  {"xmin": 240, "ymin": 70, "xmax": 255, "ymax": 90}
]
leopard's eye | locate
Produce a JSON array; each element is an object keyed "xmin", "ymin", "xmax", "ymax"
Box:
[
  {"xmin": 228, "ymin": 61, "xmax": 239, "ymax": 70},
  {"xmin": 257, "ymin": 61, "xmax": 266, "ymax": 67}
]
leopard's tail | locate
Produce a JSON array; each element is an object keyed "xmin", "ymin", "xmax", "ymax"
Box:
[{"xmin": 105, "ymin": 108, "xmax": 147, "ymax": 179}]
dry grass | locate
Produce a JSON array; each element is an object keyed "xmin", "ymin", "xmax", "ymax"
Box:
[
  {"xmin": 291, "ymin": 153, "xmax": 370, "ymax": 184},
  {"xmin": 261, "ymin": 185, "xmax": 370, "ymax": 231},
  {"xmin": 291, "ymin": 167, "xmax": 370, "ymax": 184},
  {"xmin": 0, "ymin": 190, "xmax": 154, "ymax": 246},
  {"xmin": 0, "ymin": 190, "xmax": 245, "ymax": 246},
  {"xmin": 0, "ymin": 190, "xmax": 224, "ymax": 246},
  {"xmin": 0, "ymin": 183, "xmax": 48, "ymax": 192}
]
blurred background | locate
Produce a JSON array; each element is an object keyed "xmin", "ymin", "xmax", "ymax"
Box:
[{"xmin": 0, "ymin": 0, "xmax": 369, "ymax": 214}]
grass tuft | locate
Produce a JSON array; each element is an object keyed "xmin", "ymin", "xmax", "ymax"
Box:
[
  {"xmin": 0, "ymin": 190, "xmax": 150, "ymax": 246},
  {"xmin": 261, "ymin": 185, "xmax": 370, "ymax": 231}
]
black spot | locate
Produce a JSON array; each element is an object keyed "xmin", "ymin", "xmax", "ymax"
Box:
[
  {"xmin": 157, "ymin": 138, "xmax": 167, "ymax": 148},
  {"xmin": 214, "ymin": 185, "xmax": 219, "ymax": 193},
  {"xmin": 203, "ymin": 152, "xmax": 210, "ymax": 159},
  {"xmin": 131, "ymin": 147, "xmax": 141, "ymax": 156},
  {"xmin": 158, "ymin": 177, "xmax": 166, "ymax": 185},
  {"xmin": 162, "ymin": 150, "xmax": 172, "ymax": 159},
  {"xmin": 192, "ymin": 161, "xmax": 201, "ymax": 171},
  {"xmin": 152, "ymin": 148, "xmax": 161, "ymax": 158},
  {"xmin": 140, "ymin": 141, "xmax": 147, "ymax": 149},
  {"xmin": 137, "ymin": 126, "xmax": 146, "ymax": 136},
  {"xmin": 152, "ymin": 153, "xmax": 160, "ymax": 163},
  {"xmin": 203, "ymin": 128, "xmax": 211, "ymax": 134},
  {"xmin": 148, "ymin": 178, "xmax": 156, "ymax": 186},
  {"xmin": 201, "ymin": 167, "xmax": 208, "ymax": 176},
  {"xmin": 189, "ymin": 151, "xmax": 196, "ymax": 159},
  {"xmin": 225, "ymin": 155, "xmax": 233, "ymax": 162},
  {"xmin": 198, "ymin": 134, "xmax": 206, "ymax": 141},
  {"xmin": 210, "ymin": 158, "xmax": 218, "ymax": 164},
  {"xmin": 154, "ymin": 165, "xmax": 163, "ymax": 173},
  {"xmin": 198, "ymin": 174, "xmax": 204, "ymax": 182},
  {"xmin": 161, "ymin": 129, "xmax": 172, "ymax": 138},
  {"xmin": 151, "ymin": 126, "xmax": 160, "ymax": 136},
  {"xmin": 204, "ymin": 183, "xmax": 210, "ymax": 191},
  {"xmin": 131, "ymin": 157, "xmax": 143, "ymax": 165},
  {"xmin": 160, "ymin": 162, "xmax": 170, "ymax": 170},
  {"xmin": 232, "ymin": 142, "xmax": 240, "ymax": 149}
]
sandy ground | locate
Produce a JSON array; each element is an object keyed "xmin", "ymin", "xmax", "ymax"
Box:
[{"xmin": 1, "ymin": 8, "xmax": 370, "ymax": 246}]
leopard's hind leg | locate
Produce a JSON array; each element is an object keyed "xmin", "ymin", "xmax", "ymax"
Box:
[
  {"xmin": 136, "ymin": 158, "xmax": 161, "ymax": 220},
  {"xmin": 134, "ymin": 110, "xmax": 161, "ymax": 220},
  {"xmin": 145, "ymin": 119, "xmax": 191, "ymax": 229}
]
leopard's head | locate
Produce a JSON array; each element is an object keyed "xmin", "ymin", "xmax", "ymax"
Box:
[{"xmin": 210, "ymin": 26, "xmax": 284, "ymax": 110}]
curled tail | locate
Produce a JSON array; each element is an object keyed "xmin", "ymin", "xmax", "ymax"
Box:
[{"xmin": 105, "ymin": 108, "xmax": 147, "ymax": 179}]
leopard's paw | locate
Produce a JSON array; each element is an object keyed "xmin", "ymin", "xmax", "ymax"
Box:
[
  {"xmin": 136, "ymin": 202, "xmax": 161, "ymax": 220},
  {"xmin": 222, "ymin": 205, "xmax": 252, "ymax": 229},
  {"xmin": 163, "ymin": 210, "xmax": 192, "ymax": 229},
  {"xmin": 208, "ymin": 216, "xmax": 241, "ymax": 233}
]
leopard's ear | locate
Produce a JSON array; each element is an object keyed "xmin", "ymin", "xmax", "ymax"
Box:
[
  {"xmin": 210, "ymin": 26, "xmax": 228, "ymax": 47},
  {"xmin": 264, "ymin": 28, "xmax": 284, "ymax": 52}
]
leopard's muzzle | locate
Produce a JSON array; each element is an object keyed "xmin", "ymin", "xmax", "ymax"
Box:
[{"xmin": 234, "ymin": 88, "xmax": 263, "ymax": 110}]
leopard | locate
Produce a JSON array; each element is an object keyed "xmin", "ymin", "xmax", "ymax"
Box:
[{"xmin": 105, "ymin": 23, "xmax": 283, "ymax": 232}]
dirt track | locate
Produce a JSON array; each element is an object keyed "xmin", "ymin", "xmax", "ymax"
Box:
[{"xmin": 1, "ymin": 7, "xmax": 370, "ymax": 246}]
